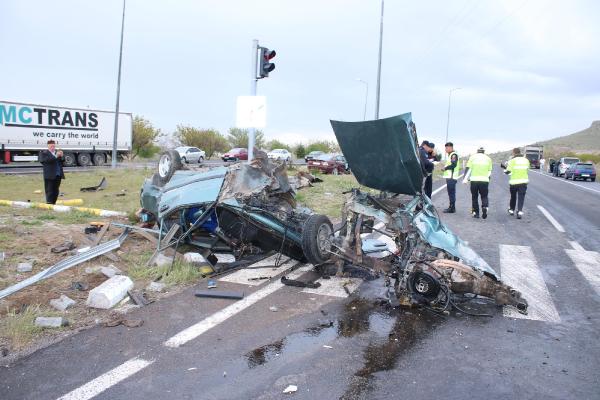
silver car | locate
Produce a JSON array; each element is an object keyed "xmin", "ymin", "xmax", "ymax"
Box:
[{"xmin": 175, "ymin": 146, "xmax": 205, "ymax": 163}]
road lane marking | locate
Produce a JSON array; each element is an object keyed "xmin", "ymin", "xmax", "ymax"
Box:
[
  {"xmin": 531, "ymin": 170, "xmax": 600, "ymax": 195},
  {"xmin": 302, "ymin": 277, "xmax": 362, "ymax": 298},
  {"xmin": 569, "ymin": 241, "xmax": 585, "ymax": 251},
  {"xmin": 431, "ymin": 174, "xmax": 464, "ymax": 197},
  {"xmin": 219, "ymin": 254, "xmax": 292, "ymax": 286},
  {"xmin": 500, "ymin": 245, "xmax": 561, "ymax": 322},
  {"xmin": 565, "ymin": 249, "xmax": 600, "ymax": 296},
  {"xmin": 164, "ymin": 264, "xmax": 311, "ymax": 348},
  {"xmin": 56, "ymin": 357, "xmax": 154, "ymax": 400},
  {"xmin": 537, "ymin": 205, "xmax": 565, "ymax": 233}
]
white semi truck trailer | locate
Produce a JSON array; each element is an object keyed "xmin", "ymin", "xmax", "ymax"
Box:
[{"xmin": 0, "ymin": 100, "xmax": 132, "ymax": 166}]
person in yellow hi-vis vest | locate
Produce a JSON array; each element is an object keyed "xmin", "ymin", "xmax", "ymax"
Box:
[
  {"xmin": 441, "ymin": 142, "xmax": 460, "ymax": 213},
  {"xmin": 504, "ymin": 147, "xmax": 530, "ymax": 219},
  {"xmin": 462, "ymin": 147, "xmax": 493, "ymax": 219}
]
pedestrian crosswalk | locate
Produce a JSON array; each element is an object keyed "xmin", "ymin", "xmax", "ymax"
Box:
[{"xmin": 216, "ymin": 244, "xmax": 600, "ymax": 324}]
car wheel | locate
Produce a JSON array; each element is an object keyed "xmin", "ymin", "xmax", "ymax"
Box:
[
  {"xmin": 592, "ymin": 178, "xmax": 596, "ymax": 182},
  {"xmin": 198, "ymin": 156, "xmax": 204, "ymax": 164},
  {"xmin": 301, "ymin": 214, "xmax": 333, "ymax": 265},
  {"xmin": 157, "ymin": 150, "xmax": 182, "ymax": 186},
  {"xmin": 233, "ymin": 157, "xmax": 238, "ymax": 162},
  {"xmin": 332, "ymin": 168, "xmax": 339, "ymax": 176},
  {"xmin": 77, "ymin": 152, "xmax": 91, "ymax": 166},
  {"xmin": 62, "ymin": 152, "xmax": 76, "ymax": 167},
  {"xmin": 182, "ymin": 157, "xmax": 188, "ymax": 164},
  {"xmin": 92, "ymin": 153, "xmax": 105, "ymax": 165}
]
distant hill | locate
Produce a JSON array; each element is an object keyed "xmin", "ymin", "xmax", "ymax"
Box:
[{"xmin": 490, "ymin": 121, "xmax": 600, "ymax": 163}]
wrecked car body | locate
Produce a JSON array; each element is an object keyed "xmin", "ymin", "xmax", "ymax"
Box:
[
  {"xmin": 328, "ymin": 113, "xmax": 527, "ymax": 313},
  {"xmin": 139, "ymin": 114, "xmax": 527, "ymax": 315},
  {"xmin": 139, "ymin": 150, "xmax": 331, "ymax": 266}
]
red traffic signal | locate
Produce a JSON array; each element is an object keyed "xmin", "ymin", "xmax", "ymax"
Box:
[{"xmin": 258, "ymin": 47, "xmax": 276, "ymax": 78}]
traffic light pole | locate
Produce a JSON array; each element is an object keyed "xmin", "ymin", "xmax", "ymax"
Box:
[{"xmin": 248, "ymin": 39, "xmax": 259, "ymax": 162}]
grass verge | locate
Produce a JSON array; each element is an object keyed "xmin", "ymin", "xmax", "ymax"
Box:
[
  {"xmin": 0, "ymin": 305, "xmax": 62, "ymax": 350},
  {"xmin": 125, "ymin": 251, "xmax": 202, "ymax": 286}
]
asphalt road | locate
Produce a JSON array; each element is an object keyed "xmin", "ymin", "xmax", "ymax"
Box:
[{"xmin": 1, "ymin": 167, "xmax": 599, "ymax": 400}]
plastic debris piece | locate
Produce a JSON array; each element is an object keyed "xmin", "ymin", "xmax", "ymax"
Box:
[{"xmin": 283, "ymin": 385, "xmax": 298, "ymax": 394}]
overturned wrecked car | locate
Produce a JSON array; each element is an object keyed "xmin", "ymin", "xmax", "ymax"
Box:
[{"xmin": 139, "ymin": 114, "xmax": 527, "ymax": 315}]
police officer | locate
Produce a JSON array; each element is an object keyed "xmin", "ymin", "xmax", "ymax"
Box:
[
  {"xmin": 462, "ymin": 147, "xmax": 492, "ymax": 219},
  {"xmin": 442, "ymin": 142, "xmax": 460, "ymax": 213},
  {"xmin": 504, "ymin": 147, "xmax": 530, "ymax": 219}
]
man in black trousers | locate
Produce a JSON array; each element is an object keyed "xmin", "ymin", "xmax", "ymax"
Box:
[
  {"xmin": 39, "ymin": 140, "xmax": 65, "ymax": 204},
  {"xmin": 419, "ymin": 141, "xmax": 435, "ymax": 198}
]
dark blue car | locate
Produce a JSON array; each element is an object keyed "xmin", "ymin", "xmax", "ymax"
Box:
[{"xmin": 565, "ymin": 162, "xmax": 596, "ymax": 181}]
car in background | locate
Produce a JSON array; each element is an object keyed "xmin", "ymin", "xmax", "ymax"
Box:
[
  {"xmin": 554, "ymin": 157, "xmax": 580, "ymax": 177},
  {"xmin": 222, "ymin": 148, "xmax": 248, "ymax": 162},
  {"xmin": 175, "ymin": 146, "xmax": 205, "ymax": 163},
  {"xmin": 304, "ymin": 150, "xmax": 324, "ymax": 163},
  {"xmin": 565, "ymin": 162, "xmax": 596, "ymax": 181},
  {"xmin": 307, "ymin": 153, "xmax": 349, "ymax": 175},
  {"xmin": 267, "ymin": 148, "xmax": 292, "ymax": 162}
]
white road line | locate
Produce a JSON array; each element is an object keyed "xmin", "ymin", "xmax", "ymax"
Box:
[
  {"xmin": 431, "ymin": 174, "xmax": 464, "ymax": 197},
  {"xmin": 56, "ymin": 357, "xmax": 154, "ymax": 400},
  {"xmin": 565, "ymin": 249, "xmax": 600, "ymax": 296},
  {"xmin": 569, "ymin": 241, "xmax": 585, "ymax": 251},
  {"xmin": 302, "ymin": 277, "xmax": 362, "ymax": 298},
  {"xmin": 500, "ymin": 245, "xmax": 561, "ymax": 322},
  {"xmin": 537, "ymin": 205, "xmax": 565, "ymax": 233},
  {"xmin": 219, "ymin": 254, "xmax": 292, "ymax": 286},
  {"xmin": 164, "ymin": 264, "xmax": 311, "ymax": 348},
  {"xmin": 531, "ymin": 170, "xmax": 600, "ymax": 195}
]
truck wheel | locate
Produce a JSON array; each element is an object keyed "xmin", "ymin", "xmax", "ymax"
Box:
[
  {"xmin": 77, "ymin": 152, "xmax": 91, "ymax": 166},
  {"xmin": 301, "ymin": 214, "xmax": 333, "ymax": 265},
  {"xmin": 92, "ymin": 153, "xmax": 105, "ymax": 165},
  {"xmin": 63, "ymin": 152, "xmax": 76, "ymax": 167},
  {"xmin": 157, "ymin": 150, "xmax": 182, "ymax": 186}
]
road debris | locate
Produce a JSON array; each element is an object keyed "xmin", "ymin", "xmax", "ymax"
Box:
[
  {"xmin": 86, "ymin": 275, "xmax": 134, "ymax": 309},
  {"xmin": 0, "ymin": 251, "xmax": 4, "ymax": 263},
  {"xmin": 17, "ymin": 262, "xmax": 32, "ymax": 273},
  {"xmin": 283, "ymin": 385, "xmax": 298, "ymax": 394},
  {"xmin": 195, "ymin": 290, "xmax": 244, "ymax": 300},
  {"xmin": 323, "ymin": 345, "xmax": 333, "ymax": 349},
  {"xmin": 80, "ymin": 177, "xmax": 108, "ymax": 192},
  {"xmin": 183, "ymin": 252, "xmax": 209, "ymax": 265},
  {"xmin": 269, "ymin": 306, "xmax": 279, "ymax": 312},
  {"xmin": 34, "ymin": 316, "xmax": 69, "ymax": 328},
  {"xmin": 104, "ymin": 316, "xmax": 144, "ymax": 328},
  {"xmin": 207, "ymin": 279, "xmax": 217, "ymax": 289},
  {"xmin": 50, "ymin": 241, "xmax": 76, "ymax": 253},
  {"xmin": 152, "ymin": 252, "xmax": 173, "ymax": 267},
  {"xmin": 70, "ymin": 281, "xmax": 89, "ymax": 291},
  {"xmin": 127, "ymin": 290, "xmax": 153, "ymax": 306},
  {"xmin": 50, "ymin": 294, "xmax": 76, "ymax": 311},
  {"xmin": 146, "ymin": 281, "xmax": 166, "ymax": 292},
  {"xmin": 100, "ymin": 265, "xmax": 122, "ymax": 278},
  {"xmin": 281, "ymin": 276, "xmax": 321, "ymax": 289}
]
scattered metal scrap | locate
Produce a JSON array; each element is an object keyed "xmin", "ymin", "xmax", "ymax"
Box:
[
  {"xmin": 195, "ymin": 290, "xmax": 245, "ymax": 300},
  {"xmin": 0, "ymin": 229, "xmax": 130, "ymax": 300},
  {"xmin": 80, "ymin": 176, "xmax": 108, "ymax": 192}
]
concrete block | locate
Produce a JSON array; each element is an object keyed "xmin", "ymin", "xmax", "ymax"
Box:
[
  {"xmin": 100, "ymin": 265, "xmax": 122, "ymax": 278},
  {"xmin": 146, "ymin": 281, "xmax": 166, "ymax": 292},
  {"xmin": 86, "ymin": 275, "xmax": 134, "ymax": 309},
  {"xmin": 49, "ymin": 295, "xmax": 76, "ymax": 311},
  {"xmin": 183, "ymin": 252, "xmax": 208, "ymax": 265},
  {"xmin": 17, "ymin": 263, "xmax": 32, "ymax": 273},
  {"xmin": 153, "ymin": 253, "xmax": 172, "ymax": 267},
  {"xmin": 35, "ymin": 317, "xmax": 68, "ymax": 328},
  {"xmin": 85, "ymin": 266, "xmax": 101, "ymax": 274}
]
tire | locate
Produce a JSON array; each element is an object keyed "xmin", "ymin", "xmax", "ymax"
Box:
[
  {"xmin": 63, "ymin": 152, "xmax": 76, "ymax": 167},
  {"xmin": 592, "ymin": 178, "xmax": 596, "ymax": 182},
  {"xmin": 157, "ymin": 150, "xmax": 182, "ymax": 186},
  {"xmin": 301, "ymin": 214, "xmax": 333, "ymax": 265},
  {"xmin": 198, "ymin": 156, "xmax": 204, "ymax": 164},
  {"xmin": 92, "ymin": 153, "xmax": 105, "ymax": 166},
  {"xmin": 77, "ymin": 152, "xmax": 91, "ymax": 166},
  {"xmin": 182, "ymin": 157, "xmax": 188, "ymax": 164}
]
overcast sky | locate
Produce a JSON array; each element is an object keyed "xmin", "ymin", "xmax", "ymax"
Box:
[{"xmin": 1, "ymin": 0, "xmax": 599, "ymax": 155}]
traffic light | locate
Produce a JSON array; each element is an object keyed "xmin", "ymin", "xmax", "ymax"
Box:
[{"xmin": 258, "ymin": 47, "xmax": 276, "ymax": 78}]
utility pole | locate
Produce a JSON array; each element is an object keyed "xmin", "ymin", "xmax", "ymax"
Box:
[
  {"xmin": 356, "ymin": 79, "xmax": 368, "ymax": 121},
  {"xmin": 374, "ymin": 0, "xmax": 384, "ymax": 119},
  {"xmin": 445, "ymin": 87, "xmax": 461, "ymax": 147},
  {"xmin": 248, "ymin": 39, "xmax": 259, "ymax": 162},
  {"xmin": 111, "ymin": 0, "xmax": 126, "ymax": 169}
]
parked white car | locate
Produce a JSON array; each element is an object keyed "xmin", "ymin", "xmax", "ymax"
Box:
[
  {"xmin": 175, "ymin": 146, "xmax": 205, "ymax": 163},
  {"xmin": 267, "ymin": 148, "xmax": 292, "ymax": 162}
]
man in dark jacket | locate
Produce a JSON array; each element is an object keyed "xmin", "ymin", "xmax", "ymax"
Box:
[
  {"xmin": 39, "ymin": 140, "xmax": 65, "ymax": 204},
  {"xmin": 419, "ymin": 141, "xmax": 435, "ymax": 198}
]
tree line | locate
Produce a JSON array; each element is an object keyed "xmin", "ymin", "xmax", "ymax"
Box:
[{"xmin": 132, "ymin": 115, "xmax": 340, "ymax": 160}]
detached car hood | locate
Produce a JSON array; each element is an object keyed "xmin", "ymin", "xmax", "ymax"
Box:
[{"xmin": 330, "ymin": 113, "xmax": 424, "ymax": 195}]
